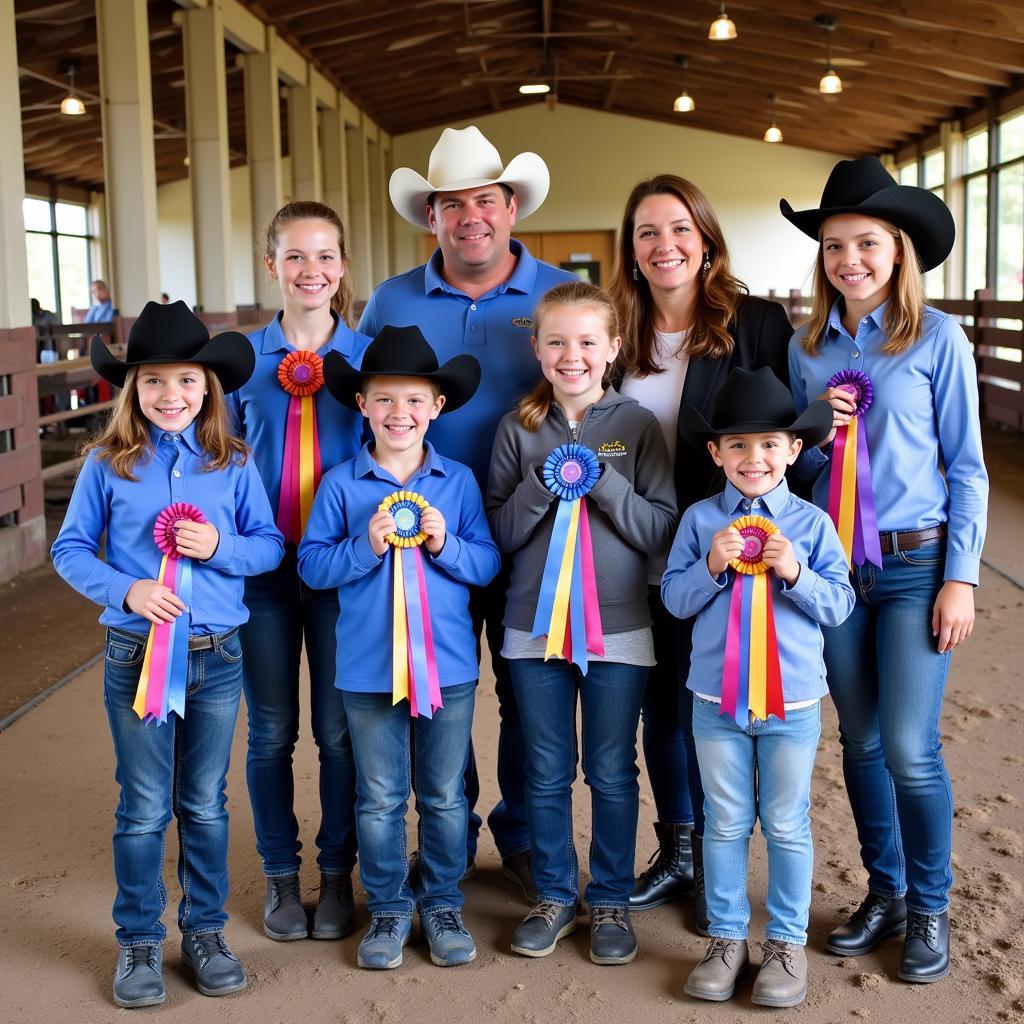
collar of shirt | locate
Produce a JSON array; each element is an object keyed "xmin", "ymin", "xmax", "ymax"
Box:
[
  {"xmin": 146, "ymin": 420, "xmax": 204, "ymax": 457},
  {"xmin": 423, "ymin": 238, "xmax": 538, "ymax": 299},
  {"xmin": 353, "ymin": 440, "xmax": 449, "ymax": 485},
  {"xmin": 259, "ymin": 310, "xmax": 357, "ymax": 358},
  {"xmin": 826, "ymin": 297, "xmax": 888, "ymax": 343},
  {"xmin": 722, "ymin": 477, "xmax": 791, "ymax": 518}
]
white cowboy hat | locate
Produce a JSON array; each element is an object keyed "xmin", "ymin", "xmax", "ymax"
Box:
[{"xmin": 389, "ymin": 125, "xmax": 550, "ymax": 229}]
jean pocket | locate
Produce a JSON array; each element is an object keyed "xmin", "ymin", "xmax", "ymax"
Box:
[
  {"xmin": 105, "ymin": 636, "xmax": 145, "ymax": 667},
  {"xmin": 896, "ymin": 539, "xmax": 944, "ymax": 567},
  {"xmin": 219, "ymin": 632, "xmax": 243, "ymax": 664}
]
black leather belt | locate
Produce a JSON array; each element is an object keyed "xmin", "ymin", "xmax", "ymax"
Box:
[
  {"xmin": 877, "ymin": 524, "xmax": 946, "ymax": 555},
  {"xmin": 187, "ymin": 628, "xmax": 238, "ymax": 651}
]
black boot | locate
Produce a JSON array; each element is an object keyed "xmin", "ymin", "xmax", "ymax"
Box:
[
  {"xmin": 691, "ymin": 833, "xmax": 709, "ymax": 936},
  {"xmin": 629, "ymin": 822, "xmax": 694, "ymax": 910},
  {"xmin": 825, "ymin": 893, "xmax": 906, "ymax": 957},
  {"xmin": 897, "ymin": 910, "xmax": 949, "ymax": 983}
]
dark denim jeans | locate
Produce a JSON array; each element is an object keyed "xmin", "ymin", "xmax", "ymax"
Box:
[
  {"xmin": 510, "ymin": 658, "xmax": 649, "ymax": 908},
  {"xmin": 241, "ymin": 550, "xmax": 356, "ymax": 877},
  {"xmin": 824, "ymin": 539, "xmax": 954, "ymax": 914},
  {"xmin": 464, "ymin": 564, "xmax": 530, "ymax": 860},
  {"xmin": 642, "ymin": 586, "xmax": 696, "ymax": 826},
  {"xmin": 342, "ymin": 682, "xmax": 476, "ymax": 917},
  {"xmin": 103, "ymin": 626, "xmax": 243, "ymax": 946}
]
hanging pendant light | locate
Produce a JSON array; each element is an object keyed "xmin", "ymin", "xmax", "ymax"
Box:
[
  {"xmin": 672, "ymin": 55, "xmax": 695, "ymax": 113},
  {"xmin": 763, "ymin": 93, "xmax": 783, "ymax": 143},
  {"xmin": 59, "ymin": 60, "xmax": 86, "ymax": 116},
  {"xmin": 708, "ymin": 2, "xmax": 737, "ymax": 41},
  {"xmin": 816, "ymin": 14, "xmax": 843, "ymax": 95}
]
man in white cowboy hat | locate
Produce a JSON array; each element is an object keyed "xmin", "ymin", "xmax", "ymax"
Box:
[{"xmin": 359, "ymin": 125, "xmax": 575, "ymax": 900}]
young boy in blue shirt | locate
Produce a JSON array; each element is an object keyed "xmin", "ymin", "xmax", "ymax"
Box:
[
  {"xmin": 297, "ymin": 326, "xmax": 500, "ymax": 970},
  {"xmin": 661, "ymin": 367, "xmax": 854, "ymax": 1008}
]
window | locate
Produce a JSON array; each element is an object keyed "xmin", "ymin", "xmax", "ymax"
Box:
[
  {"xmin": 23, "ymin": 196, "xmax": 95, "ymax": 323},
  {"xmin": 995, "ymin": 112, "xmax": 1024, "ymax": 302},
  {"xmin": 921, "ymin": 149, "xmax": 946, "ymax": 299},
  {"xmin": 963, "ymin": 129, "xmax": 989, "ymax": 297},
  {"xmin": 897, "ymin": 161, "xmax": 919, "ymax": 186}
]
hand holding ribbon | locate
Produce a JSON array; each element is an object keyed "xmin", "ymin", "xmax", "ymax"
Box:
[
  {"xmin": 720, "ymin": 515, "xmax": 785, "ymax": 725},
  {"xmin": 380, "ymin": 490, "xmax": 443, "ymax": 719},
  {"xmin": 132, "ymin": 503, "xmax": 206, "ymax": 724},
  {"xmin": 532, "ymin": 444, "xmax": 605, "ymax": 673}
]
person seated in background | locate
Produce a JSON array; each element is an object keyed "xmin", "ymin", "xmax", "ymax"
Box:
[{"xmin": 85, "ymin": 280, "xmax": 115, "ymax": 323}]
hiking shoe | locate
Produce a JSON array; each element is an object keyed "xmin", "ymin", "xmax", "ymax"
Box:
[
  {"xmin": 180, "ymin": 932, "xmax": 246, "ymax": 997},
  {"xmin": 112, "ymin": 944, "xmax": 164, "ymax": 1008},
  {"xmin": 510, "ymin": 901, "xmax": 578, "ymax": 957},
  {"xmin": 420, "ymin": 908, "xmax": 477, "ymax": 966},
  {"xmin": 263, "ymin": 874, "xmax": 308, "ymax": 941},
  {"xmin": 312, "ymin": 872, "xmax": 356, "ymax": 940},
  {"xmin": 590, "ymin": 906, "xmax": 638, "ymax": 964},
  {"xmin": 684, "ymin": 937, "xmax": 749, "ymax": 1001},
  {"xmin": 357, "ymin": 915, "xmax": 412, "ymax": 970},
  {"xmin": 751, "ymin": 940, "xmax": 808, "ymax": 1007}
]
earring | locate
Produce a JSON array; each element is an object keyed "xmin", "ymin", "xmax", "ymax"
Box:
[
  {"xmin": 701, "ymin": 252, "xmax": 711, "ymax": 280},
  {"xmin": 632, "ymin": 260, "xmax": 638, "ymax": 282}
]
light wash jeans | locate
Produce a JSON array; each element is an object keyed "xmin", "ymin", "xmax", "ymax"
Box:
[{"xmin": 693, "ymin": 696, "xmax": 821, "ymax": 945}]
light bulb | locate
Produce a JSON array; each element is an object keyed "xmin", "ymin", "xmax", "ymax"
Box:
[
  {"xmin": 673, "ymin": 91, "xmax": 695, "ymax": 113},
  {"xmin": 708, "ymin": 11, "xmax": 737, "ymax": 41},
  {"xmin": 764, "ymin": 124, "xmax": 783, "ymax": 143},
  {"xmin": 61, "ymin": 94, "xmax": 86, "ymax": 116},
  {"xmin": 519, "ymin": 83, "xmax": 550, "ymax": 95},
  {"xmin": 819, "ymin": 68, "xmax": 843, "ymax": 94}
]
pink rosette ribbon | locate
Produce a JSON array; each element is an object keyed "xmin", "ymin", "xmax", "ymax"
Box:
[
  {"xmin": 132, "ymin": 503, "xmax": 206, "ymax": 724},
  {"xmin": 827, "ymin": 369, "xmax": 881, "ymax": 569}
]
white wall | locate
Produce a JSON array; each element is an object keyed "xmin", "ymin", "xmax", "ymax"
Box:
[{"xmin": 390, "ymin": 103, "xmax": 842, "ymax": 296}]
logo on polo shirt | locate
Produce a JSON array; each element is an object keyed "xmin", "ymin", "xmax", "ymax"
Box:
[
  {"xmin": 511, "ymin": 316, "xmax": 534, "ymax": 330},
  {"xmin": 597, "ymin": 441, "xmax": 628, "ymax": 458}
]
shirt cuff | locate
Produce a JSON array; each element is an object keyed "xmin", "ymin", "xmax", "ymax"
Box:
[
  {"xmin": 781, "ymin": 563, "xmax": 813, "ymax": 602},
  {"xmin": 204, "ymin": 531, "xmax": 236, "ymax": 571},
  {"xmin": 108, "ymin": 571, "xmax": 136, "ymax": 613},
  {"xmin": 430, "ymin": 533, "xmax": 462, "ymax": 569},
  {"xmin": 352, "ymin": 533, "xmax": 384, "ymax": 571},
  {"xmin": 943, "ymin": 551, "xmax": 980, "ymax": 586},
  {"xmin": 526, "ymin": 465, "xmax": 558, "ymax": 505},
  {"xmin": 698, "ymin": 558, "xmax": 728, "ymax": 596}
]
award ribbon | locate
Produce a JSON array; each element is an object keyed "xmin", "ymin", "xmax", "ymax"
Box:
[
  {"xmin": 826, "ymin": 369, "xmax": 881, "ymax": 569},
  {"xmin": 532, "ymin": 444, "xmax": 605, "ymax": 673},
  {"xmin": 720, "ymin": 515, "xmax": 785, "ymax": 724},
  {"xmin": 132, "ymin": 503, "xmax": 205, "ymax": 724},
  {"xmin": 277, "ymin": 351, "xmax": 325, "ymax": 544},
  {"xmin": 380, "ymin": 490, "xmax": 443, "ymax": 719}
]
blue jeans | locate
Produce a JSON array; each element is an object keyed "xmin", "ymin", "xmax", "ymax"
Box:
[
  {"xmin": 103, "ymin": 627, "xmax": 243, "ymax": 947},
  {"xmin": 342, "ymin": 682, "xmax": 476, "ymax": 917},
  {"xmin": 241, "ymin": 550, "xmax": 357, "ymax": 877},
  {"xmin": 693, "ymin": 697, "xmax": 821, "ymax": 945},
  {"xmin": 824, "ymin": 540, "xmax": 954, "ymax": 914},
  {"xmin": 642, "ymin": 587, "xmax": 695, "ymax": 825},
  {"xmin": 510, "ymin": 658, "xmax": 649, "ymax": 908}
]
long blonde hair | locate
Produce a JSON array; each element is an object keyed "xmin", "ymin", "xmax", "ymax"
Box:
[
  {"xmin": 517, "ymin": 281, "xmax": 620, "ymax": 432},
  {"xmin": 801, "ymin": 220, "xmax": 924, "ymax": 356},
  {"xmin": 85, "ymin": 366, "xmax": 248, "ymax": 480},
  {"xmin": 262, "ymin": 201, "xmax": 355, "ymax": 327},
  {"xmin": 609, "ymin": 175, "xmax": 748, "ymax": 376}
]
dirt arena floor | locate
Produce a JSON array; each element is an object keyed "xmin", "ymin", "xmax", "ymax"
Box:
[{"xmin": 1, "ymin": 429, "xmax": 1022, "ymax": 1024}]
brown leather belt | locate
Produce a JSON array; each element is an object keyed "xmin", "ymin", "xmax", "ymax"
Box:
[
  {"xmin": 877, "ymin": 523, "xmax": 946, "ymax": 555},
  {"xmin": 187, "ymin": 628, "xmax": 238, "ymax": 652}
]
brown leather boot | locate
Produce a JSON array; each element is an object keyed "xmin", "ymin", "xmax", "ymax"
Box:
[
  {"xmin": 684, "ymin": 938, "xmax": 749, "ymax": 1001},
  {"xmin": 751, "ymin": 940, "xmax": 808, "ymax": 1007}
]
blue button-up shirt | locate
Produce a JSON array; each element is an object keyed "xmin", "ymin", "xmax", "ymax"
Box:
[
  {"xmin": 662, "ymin": 479, "xmax": 855, "ymax": 704},
  {"xmin": 297, "ymin": 441, "xmax": 501, "ymax": 691},
  {"xmin": 789, "ymin": 301, "xmax": 988, "ymax": 584},
  {"xmin": 358, "ymin": 240, "xmax": 575, "ymax": 488},
  {"xmin": 228, "ymin": 312, "xmax": 373, "ymax": 517},
  {"xmin": 51, "ymin": 423, "xmax": 284, "ymax": 633},
  {"xmin": 84, "ymin": 300, "xmax": 114, "ymax": 323}
]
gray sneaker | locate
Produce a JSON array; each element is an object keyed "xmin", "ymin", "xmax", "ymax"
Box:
[
  {"xmin": 684, "ymin": 937, "xmax": 749, "ymax": 1001},
  {"xmin": 180, "ymin": 932, "xmax": 246, "ymax": 997},
  {"xmin": 263, "ymin": 874, "xmax": 308, "ymax": 941},
  {"xmin": 357, "ymin": 915, "xmax": 412, "ymax": 970},
  {"xmin": 112, "ymin": 944, "xmax": 164, "ymax": 1008},
  {"xmin": 420, "ymin": 908, "xmax": 477, "ymax": 966},
  {"xmin": 510, "ymin": 900, "xmax": 578, "ymax": 957}
]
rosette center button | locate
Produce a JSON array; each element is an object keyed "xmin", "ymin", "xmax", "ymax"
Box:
[
  {"xmin": 394, "ymin": 507, "xmax": 418, "ymax": 533},
  {"xmin": 560, "ymin": 461, "xmax": 583, "ymax": 484}
]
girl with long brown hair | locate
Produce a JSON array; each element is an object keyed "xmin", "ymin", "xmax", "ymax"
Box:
[
  {"xmin": 228, "ymin": 201, "xmax": 373, "ymax": 944},
  {"xmin": 608, "ymin": 175, "xmax": 793, "ymax": 928}
]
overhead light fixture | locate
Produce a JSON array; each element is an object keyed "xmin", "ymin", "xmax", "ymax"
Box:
[
  {"xmin": 519, "ymin": 82, "xmax": 550, "ymax": 95},
  {"xmin": 816, "ymin": 14, "xmax": 843, "ymax": 95},
  {"xmin": 672, "ymin": 55, "xmax": 695, "ymax": 113},
  {"xmin": 59, "ymin": 59, "xmax": 86, "ymax": 116},
  {"xmin": 708, "ymin": 2, "xmax": 737, "ymax": 41},
  {"xmin": 763, "ymin": 93, "xmax": 783, "ymax": 143}
]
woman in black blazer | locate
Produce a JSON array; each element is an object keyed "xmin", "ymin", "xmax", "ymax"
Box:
[{"xmin": 608, "ymin": 175, "xmax": 792, "ymax": 930}]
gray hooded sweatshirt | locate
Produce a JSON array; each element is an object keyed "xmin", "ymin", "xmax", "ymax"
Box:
[{"xmin": 486, "ymin": 388, "xmax": 679, "ymax": 635}]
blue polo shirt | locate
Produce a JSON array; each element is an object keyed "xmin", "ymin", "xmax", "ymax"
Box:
[
  {"xmin": 662, "ymin": 478, "xmax": 855, "ymax": 704},
  {"xmin": 51, "ymin": 423, "xmax": 284, "ymax": 634},
  {"xmin": 297, "ymin": 441, "xmax": 501, "ymax": 691},
  {"xmin": 228, "ymin": 312, "xmax": 373, "ymax": 516},
  {"xmin": 358, "ymin": 240, "xmax": 576, "ymax": 488},
  {"xmin": 789, "ymin": 300, "xmax": 988, "ymax": 584}
]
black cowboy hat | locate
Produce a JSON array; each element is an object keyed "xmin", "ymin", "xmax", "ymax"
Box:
[
  {"xmin": 680, "ymin": 366, "xmax": 833, "ymax": 450},
  {"xmin": 780, "ymin": 156, "xmax": 954, "ymax": 272},
  {"xmin": 324, "ymin": 324, "xmax": 481, "ymax": 414},
  {"xmin": 90, "ymin": 300, "xmax": 255, "ymax": 393}
]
